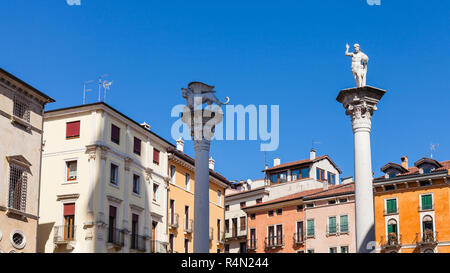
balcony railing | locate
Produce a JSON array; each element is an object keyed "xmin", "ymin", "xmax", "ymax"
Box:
[
  {"xmin": 265, "ymin": 236, "xmax": 284, "ymax": 249},
  {"xmin": 293, "ymin": 233, "xmax": 304, "ymax": 245},
  {"xmin": 381, "ymin": 233, "xmax": 402, "ymax": 249},
  {"xmin": 150, "ymin": 240, "xmax": 167, "ymax": 253},
  {"xmin": 419, "ymin": 204, "xmax": 434, "ymax": 212},
  {"xmin": 54, "ymin": 225, "xmax": 76, "ymax": 244},
  {"xmin": 130, "ymin": 234, "xmax": 146, "ymax": 251},
  {"xmin": 417, "ymin": 231, "xmax": 438, "ymax": 246},
  {"xmin": 225, "ymin": 228, "xmax": 247, "ymax": 239},
  {"xmin": 184, "ymin": 219, "xmax": 194, "ymax": 234},
  {"xmin": 247, "ymin": 238, "xmax": 257, "ymax": 251},
  {"xmin": 107, "ymin": 228, "xmax": 125, "ymax": 247},
  {"xmin": 169, "ymin": 212, "xmax": 179, "ymax": 228}
]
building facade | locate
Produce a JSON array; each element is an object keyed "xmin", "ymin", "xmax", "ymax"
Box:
[
  {"xmin": 303, "ymin": 183, "xmax": 356, "ymax": 253},
  {"xmin": 38, "ymin": 102, "xmax": 171, "ymax": 253},
  {"xmin": 374, "ymin": 156, "xmax": 450, "ymax": 253},
  {"xmin": 0, "ymin": 68, "xmax": 54, "ymax": 253},
  {"xmin": 167, "ymin": 139, "xmax": 231, "ymax": 253}
]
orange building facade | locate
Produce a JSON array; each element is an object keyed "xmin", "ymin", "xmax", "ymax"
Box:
[{"xmin": 374, "ymin": 156, "xmax": 450, "ymax": 253}]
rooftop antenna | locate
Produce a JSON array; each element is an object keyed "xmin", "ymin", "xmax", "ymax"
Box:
[
  {"xmin": 83, "ymin": 80, "xmax": 94, "ymax": 105},
  {"xmin": 430, "ymin": 143, "xmax": 439, "ymax": 158},
  {"xmin": 97, "ymin": 74, "xmax": 109, "ymax": 102},
  {"xmin": 103, "ymin": 80, "xmax": 113, "ymax": 102}
]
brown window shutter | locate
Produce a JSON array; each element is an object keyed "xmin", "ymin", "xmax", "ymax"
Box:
[
  {"xmin": 134, "ymin": 137, "xmax": 141, "ymax": 155},
  {"xmin": 64, "ymin": 203, "xmax": 75, "ymax": 216},
  {"xmin": 153, "ymin": 149, "xmax": 160, "ymax": 164},
  {"xmin": 111, "ymin": 124, "xmax": 120, "ymax": 144},
  {"xmin": 109, "ymin": 206, "xmax": 117, "ymax": 217}
]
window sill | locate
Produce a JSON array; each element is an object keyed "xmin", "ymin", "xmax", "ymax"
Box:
[
  {"xmin": 132, "ymin": 192, "xmax": 141, "ymax": 198},
  {"xmin": 63, "ymin": 181, "xmax": 78, "ymax": 185},
  {"xmin": 152, "ymin": 201, "xmax": 160, "ymax": 206},
  {"xmin": 11, "ymin": 116, "xmax": 32, "ymax": 131},
  {"xmin": 109, "ymin": 182, "xmax": 120, "ymax": 189}
]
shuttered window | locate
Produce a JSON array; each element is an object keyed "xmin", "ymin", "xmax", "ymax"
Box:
[
  {"xmin": 133, "ymin": 137, "xmax": 141, "ymax": 155},
  {"xmin": 111, "ymin": 124, "xmax": 120, "ymax": 144},
  {"xmin": 64, "ymin": 203, "xmax": 75, "ymax": 216},
  {"xmin": 66, "ymin": 121, "xmax": 80, "ymax": 139},
  {"xmin": 328, "ymin": 217, "xmax": 337, "ymax": 234},
  {"xmin": 153, "ymin": 149, "xmax": 160, "ymax": 165},
  {"xmin": 307, "ymin": 219, "xmax": 315, "ymax": 237},
  {"xmin": 340, "ymin": 215, "xmax": 348, "ymax": 233},
  {"xmin": 386, "ymin": 199, "xmax": 397, "ymax": 214},
  {"xmin": 421, "ymin": 194, "xmax": 433, "ymax": 210}
]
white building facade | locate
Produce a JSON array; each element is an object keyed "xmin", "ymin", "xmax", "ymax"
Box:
[{"xmin": 38, "ymin": 102, "xmax": 172, "ymax": 253}]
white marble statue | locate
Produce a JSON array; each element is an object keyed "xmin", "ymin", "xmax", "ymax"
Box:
[{"xmin": 345, "ymin": 43, "xmax": 369, "ymax": 87}]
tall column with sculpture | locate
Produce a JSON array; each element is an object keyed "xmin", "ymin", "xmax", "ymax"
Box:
[
  {"xmin": 338, "ymin": 43, "xmax": 385, "ymax": 253},
  {"xmin": 180, "ymin": 82, "xmax": 229, "ymax": 253}
]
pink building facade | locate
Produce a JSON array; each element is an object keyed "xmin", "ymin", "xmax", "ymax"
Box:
[{"xmin": 303, "ymin": 183, "xmax": 356, "ymax": 253}]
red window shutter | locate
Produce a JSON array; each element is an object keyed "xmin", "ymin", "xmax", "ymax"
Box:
[
  {"xmin": 134, "ymin": 137, "xmax": 141, "ymax": 154},
  {"xmin": 64, "ymin": 203, "xmax": 75, "ymax": 216},
  {"xmin": 109, "ymin": 206, "xmax": 117, "ymax": 217},
  {"xmin": 153, "ymin": 149, "xmax": 160, "ymax": 164},
  {"xmin": 66, "ymin": 121, "xmax": 80, "ymax": 139},
  {"xmin": 132, "ymin": 213, "xmax": 139, "ymax": 222},
  {"xmin": 111, "ymin": 124, "xmax": 120, "ymax": 143}
]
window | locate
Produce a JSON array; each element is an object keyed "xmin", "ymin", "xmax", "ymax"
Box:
[
  {"xmin": 423, "ymin": 168, "xmax": 432, "ymax": 174},
  {"xmin": 225, "ymin": 219, "xmax": 229, "ymax": 233},
  {"xmin": 256, "ymin": 198, "xmax": 262, "ymax": 204},
  {"xmin": 217, "ymin": 219, "xmax": 221, "ymax": 241},
  {"xmin": 169, "ymin": 234, "xmax": 174, "ymax": 253},
  {"xmin": 239, "ymin": 242, "xmax": 247, "ymax": 253},
  {"xmin": 307, "ymin": 219, "xmax": 315, "ymax": 237},
  {"xmin": 301, "ymin": 168, "xmax": 309, "ymax": 179},
  {"xmin": 111, "ymin": 124, "xmax": 120, "ymax": 145},
  {"xmin": 385, "ymin": 185, "xmax": 396, "ymax": 191},
  {"xmin": 133, "ymin": 174, "xmax": 140, "ymax": 194},
  {"xmin": 420, "ymin": 181, "xmax": 431, "ymax": 187},
  {"xmin": 131, "ymin": 214, "xmax": 139, "ymax": 249},
  {"xmin": 170, "ymin": 165, "xmax": 176, "ymax": 184},
  {"xmin": 66, "ymin": 121, "xmax": 80, "ymax": 139},
  {"xmin": 386, "ymin": 199, "xmax": 397, "ymax": 214},
  {"xmin": 13, "ymin": 96, "xmax": 30, "ymax": 122},
  {"xmin": 217, "ymin": 190, "xmax": 222, "ymax": 205},
  {"xmin": 328, "ymin": 172, "xmax": 336, "ymax": 185},
  {"xmin": 232, "ymin": 218, "xmax": 238, "ymax": 237},
  {"xmin": 240, "ymin": 216, "xmax": 246, "ymax": 231},
  {"xmin": 66, "ymin": 161, "xmax": 77, "ymax": 181},
  {"xmin": 291, "ymin": 170, "xmax": 300, "ymax": 181},
  {"xmin": 422, "ymin": 215, "xmax": 434, "ymax": 235},
  {"xmin": 249, "ymin": 229, "xmax": 256, "ymax": 249},
  {"xmin": 291, "ymin": 168, "xmax": 310, "ymax": 180},
  {"xmin": 421, "ymin": 194, "xmax": 433, "ymax": 210},
  {"xmin": 389, "ymin": 173, "xmax": 396, "ymax": 178},
  {"xmin": 153, "ymin": 149, "xmax": 160, "ymax": 165},
  {"xmin": 339, "ymin": 198, "xmax": 348, "ymax": 203},
  {"xmin": 268, "ymin": 210, "xmax": 274, "ymax": 217},
  {"xmin": 279, "ymin": 172, "xmax": 287, "ymax": 183},
  {"xmin": 63, "ymin": 203, "xmax": 75, "ymax": 240},
  {"xmin": 340, "ymin": 215, "xmax": 349, "ymax": 233},
  {"xmin": 296, "ymin": 221, "xmax": 304, "ymax": 242},
  {"xmin": 341, "ymin": 246, "xmax": 349, "ymax": 253},
  {"xmin": 328, "ymin": 200, "xmax": 336, "ymax": 205},
  {"xmin": 250, "ymin": 214, "xmax": 256, "ymax": 220},
  {"xmin": 225, "ymin": 244, "xmax": 230, "ymax": 253},
  {"xmin": 328, "ymin": 216, "xmax": 337, "ymax": 234},
  {"xmin": 185, "ymin": 173, "xmax": 190, "ymax": 191},
  {"xmin": 133, "ymin": 137, "xmax": 141, "ymax": 155},
  {"xmin": 307, "ymin": 249, "xmax": 314, "ymax": 253},
  {"xmin": 108, "ymin": 206, "xmax": 117, "ymax": 244},
  {"xmin": 110, "ymin": 164, "xmax": 119, "ymax": 185},
  {"xmin": 316, "ymin": 168, "xmax": 325, "ymax": 181},
  {"xmin": 387, "ymin": 219, "xmax": 398, "ymax": 236},
  {"xmin": 153, "ymin": 184, "xmax": 159, "ymax": 202},
  {"xmin": 240, "ymin": 202, "xmax": 246, "ymax": 208},
  {"xmin": 306, "ymin": 203, "xmax": 314, "ymax": 208},
  {"xmin": 276, "ymin": 209, "xmax": 282, "ymax": 215},
  {"xmin": 329, "ymin": 247, "xmax": 337, "ymax": 253},
  {"xmin": 11, "ymin": 231, "xmax": 26, "ymax": 249},
  {"xmin": 184, "ymin": 239, "xmax": 189, "ymax": 253},
  {"xmin": 8, "ymin": 164, "xmax": 27, "ymax": 211},
  {"xmin": 270, "ymin": 174, "xmax": 278, "ymax": 183},
  {"xmin": 225, "ymin": 205, "xmax": 229, "ymax": 211},
  {"xmin": 297, "ymin": 205, "xmax": 303, "ymax": 211}
]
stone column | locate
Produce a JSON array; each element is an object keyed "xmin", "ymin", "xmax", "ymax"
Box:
[
  {"xmin": 122, "ymin": 157, "xmax": 133, "ymax": 252},
  {"xmin": 337, "ymin": 86, "xmax": 385, "ymax": 253},
  {"xmin": 96, "ymin": 145, "xmax": 109, "ymax": 253}
]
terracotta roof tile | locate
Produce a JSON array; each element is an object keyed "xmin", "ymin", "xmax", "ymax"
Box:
[{"xmin": 263, "ymin": 155, "xmax": 342, "ymax": 173}]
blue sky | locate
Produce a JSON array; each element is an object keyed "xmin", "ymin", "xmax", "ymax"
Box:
[{"xmin": 1, "ymin": 0, "xmax": 449, "ymax": 181}]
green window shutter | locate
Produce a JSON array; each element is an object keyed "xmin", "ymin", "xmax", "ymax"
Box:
[
  {"xmin": 329, "ymin": 217, "xmax": 336, "ymax": 233},
  {"xmin": 307, "ymin": 220, "xmax": 315, "ymax": 236},
  {"xmin": 422, "ymin": 195, "xmax": 432, "ymax": 209},
  {"xmin": 340, "ymin": 215, "xmax": 348, "ymax": 232},
  {"xmin": 387, "ymin": 199, "xmax": 397, "ymax": 213},
  {"xmin": 387, "ymin": 224, "xmax": 394, "ymax": 234}
]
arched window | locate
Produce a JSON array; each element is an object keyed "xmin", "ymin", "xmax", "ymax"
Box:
[
  {"xmin": 422, "ymin": 215, "xmax": 433, "ymax": 232},
  {"xmin": 387, "ymin": 219, "xmax": 398, "ymax": 235}
]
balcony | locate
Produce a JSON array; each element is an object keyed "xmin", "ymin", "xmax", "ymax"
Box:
[
  {"xmin": 107, "ymin": 228, "xmax": 125, "ymax": 248},
  {"xmin": 150, "ymin": 240, "xmax": 167, "ymax": 253},
  {"xmin": 184, "ymin": 219, "xmax": 194, "ymax": 234},
  {"xmin": 380, "ymin": 233, "xmax": 402, "ymax": 250},
  {"xmin": 265, "ymin": 236, "xmax": 284, "ymax": 249},
  {"xmin": 130, "ymin": 234, "xmax": 146, "ymax": 252},
  {"xmin": 247, "ymin": 238, "xmax": 257, "ymax": 251},
  {"xmin": 416, "ymin": 230, "xmax": 438, "ymax": 246},
  {"xmin": 293, "ymin": 233, "xmax": 305, "ymax": 245},
  {"xmin": 225, "ymin": 228, "xmax": 247, "ymax": 240},
  {"xmin": 54, "ymin": 225, "xmax": 76, "ymax": 245},
  {"xmin": 168, "ymin": 212, "xmax": 179, "ymax": 229}
]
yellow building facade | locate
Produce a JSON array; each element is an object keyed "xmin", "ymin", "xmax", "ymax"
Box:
[
  {"xmin": 374, "ymin": 156, "xmax": 450, "ymax": 253},
  {"xmin": 167, "ymin": 140, "xmax": 230, "ymax": 253}
]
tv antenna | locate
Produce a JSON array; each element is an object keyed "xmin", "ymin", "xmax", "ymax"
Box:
[
  {"xmin": 83, "ymin": 80, "xmax": 94, "ymax": 105},
  {"xmin": 97, "ymin": 74, "xmax": 109, "ymax": 102},
  {"xmin": 103, "ymin": 80, "xmax": 113, "ymax": 102},
  {"xmin": 430, "ymin": 143, "xmax": 439, "ymax": 158}
]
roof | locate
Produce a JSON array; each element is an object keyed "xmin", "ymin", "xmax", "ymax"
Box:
[
  {"xmin": 0, "ymin": 67, "xmax": 55, "ymax": 103},
  {"xmin": 303, "ymin": 183, "xmax": 355, "ymax": 201},
  {"xmin": 45, "ymin": 102, "xmax": 175, "ymax": 148},
  {"xmin": 374, "ymin": 160, "xmax": 450, "ymax": 181},
  {"xmin": 167, "ymin": 146, "xmax": 231, "ymax": 185},
  {"xmin": 263, "ymin": 155, "xmax": 342, "ymax": 174},
  {"xmin": 225, "ymin": 186, "xmax": 267, "ymax": 198},
  {"xmin": 244, "ymin": 188, "xmax": 324, "ymax": 210}
]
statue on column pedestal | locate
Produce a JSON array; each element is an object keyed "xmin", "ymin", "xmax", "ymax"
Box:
[{"xmin": 345, "ymin": 43, "xmax": 369, "ymax": 87}]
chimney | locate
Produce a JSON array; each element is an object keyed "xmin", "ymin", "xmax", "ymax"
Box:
[
  {"xmin": 140, "ymin": 122, "xmax": 151, "ymax": 130},
  {"xmin": 310, "ymin": 148, "xmax": 316, "ymax": 160},
  {"xmin": 401, "ymin": 156, "xmax": 408, "ymax": 170},
  {"xmin": 273, "ymin": 158, "xmax": 281, "ymax": 167},
  {"xmin": 209, "ymin": 157, "xmax": 215, "ymax": 170},
  {"xmin": 176, "ymin": 138, "xmax": 184, "ymax": 152}
]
